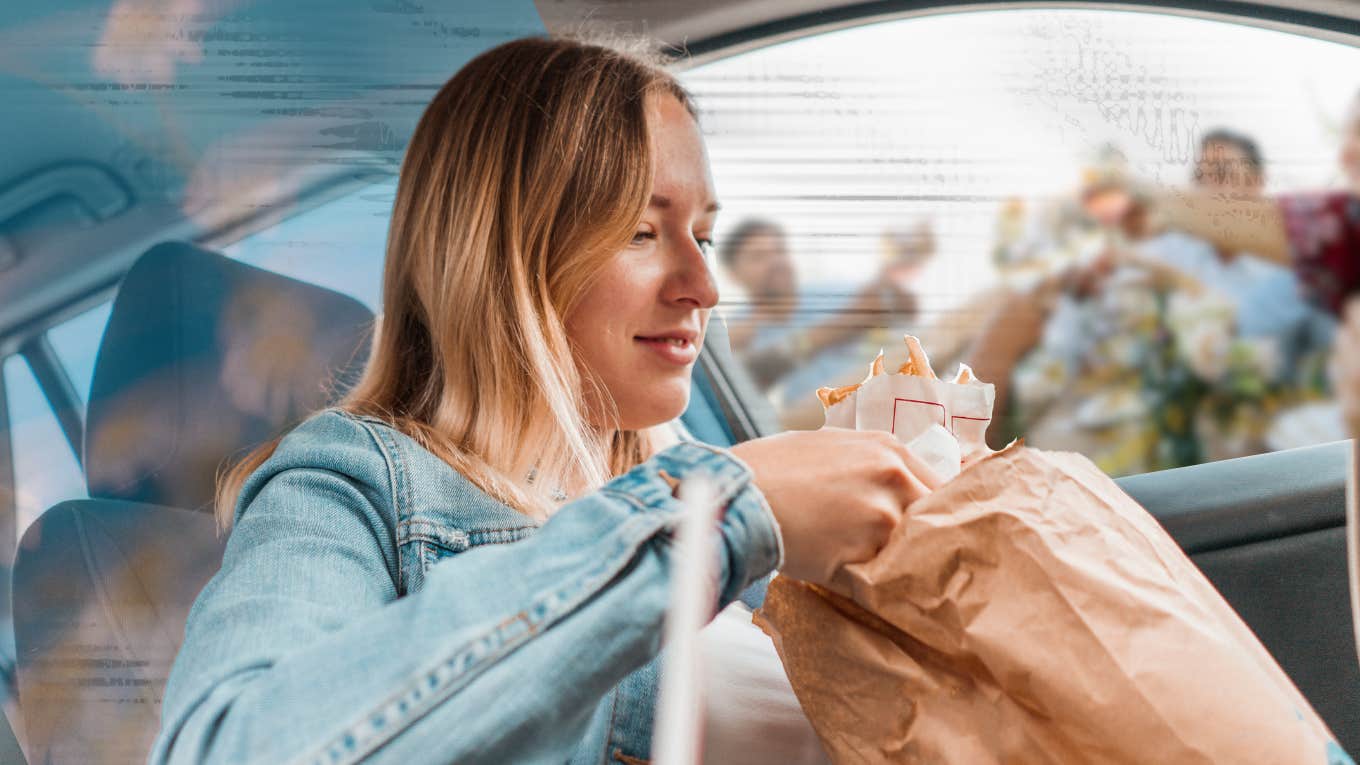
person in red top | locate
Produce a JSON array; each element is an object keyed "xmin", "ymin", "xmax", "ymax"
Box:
[{"xmin": 1278, "ymin": 185, "xmax": 1360, "ymax": 317}]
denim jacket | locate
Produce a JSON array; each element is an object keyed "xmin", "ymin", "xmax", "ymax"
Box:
[{"xmin": 149, "ymin": 409, "xmax": 783, "ymax": 765}]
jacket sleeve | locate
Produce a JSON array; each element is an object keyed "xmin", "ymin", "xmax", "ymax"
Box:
[{"xmin": 150, "ymin": 419, "xmax": 782, "ymax": 765}]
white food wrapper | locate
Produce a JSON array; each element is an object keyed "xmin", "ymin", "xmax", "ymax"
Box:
[
  {"xmin": 904, "ymin": 424, "xmax": 962, "ymax": 482},
  {"xmin": 821, "ymin": 341, "xmax": 996, "ymax": 480}
]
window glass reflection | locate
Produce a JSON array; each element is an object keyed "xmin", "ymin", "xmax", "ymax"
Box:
[
  {"xmin": 223, "ymin": 179, "xmax": 396, "ymax": 313},
  {"xmin": 3, "ymin": 356, "xmax": 83, "ymax": 547},
  {"xmin": 48, "ymin": 302, "xmax": 113, "ymax": 404},
  {"xmin": 683, "ymin": 9, "xmax": 1358, "ymax": 474}
]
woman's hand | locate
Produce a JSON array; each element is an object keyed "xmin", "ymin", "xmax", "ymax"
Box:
[{"xmin": 731, "ymin": 429, "xmax": 939, "ymax": 586}]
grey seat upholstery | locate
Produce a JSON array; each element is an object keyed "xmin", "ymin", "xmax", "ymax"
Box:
[{"xmin": 12, "ymin": 242, "xmax": 373, "ymax": 764}]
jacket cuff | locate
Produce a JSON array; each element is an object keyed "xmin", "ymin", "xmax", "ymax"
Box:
[{"xmin": 605, "ymin": 441, "xmax": 784, "ymax": 606}]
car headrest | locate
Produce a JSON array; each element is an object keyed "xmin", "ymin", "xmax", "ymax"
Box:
[{"xmin": 84, "ymin": 242, "xmax": 374, "ymax": 511}]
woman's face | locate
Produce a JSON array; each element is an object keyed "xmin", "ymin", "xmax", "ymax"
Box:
[
  {"xmin": 567, "ymin": 93, "xmax": 720, "ymax": 431},
  {"xmin": 1343, "ymin": 96, "xmax": 1360, "ymax": 196}
]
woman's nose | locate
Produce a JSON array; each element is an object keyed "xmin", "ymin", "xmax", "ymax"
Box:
[{"xmin": 666, "ymin": 238, "xmax": 719, "ymax": 309}]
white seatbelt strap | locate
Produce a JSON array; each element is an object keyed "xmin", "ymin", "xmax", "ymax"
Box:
[{"xmin": 654, "ymin": 476, "xmax": 719, "ymax": 765}]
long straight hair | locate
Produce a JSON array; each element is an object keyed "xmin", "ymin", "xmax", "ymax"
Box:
[{"xmin": 216, "ymin": 37, "xmax": 695, "ymax": 529}]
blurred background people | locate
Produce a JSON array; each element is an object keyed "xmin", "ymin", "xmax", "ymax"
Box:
[
  {"xmin": 1135, "ymin": 129, "xmax": 1312, "ymax": 341},
  {"xmin": 1121, "ymin": 90, "xmax": 1360, "ymax": 316},
  {"xmin": 721, "ymin": 218, "xmax": 928, "ymax": 427},
  {"xmin": 1115, "ymin": 91, "xmax": 1360, "ymax": 450},
  {"xmin": 965, "ymin": 114, "xmax": 1358, "ymax": 464}
]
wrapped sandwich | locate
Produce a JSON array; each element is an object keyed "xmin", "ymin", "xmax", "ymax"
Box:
[{"xmin": 816, "ymin": 335, "xmax": 994, "ymax": 480}]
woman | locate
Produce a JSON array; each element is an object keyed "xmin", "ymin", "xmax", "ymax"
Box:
[{"xmin": 150, "ymin": 37, "xmax": 935, "ymax": 764}]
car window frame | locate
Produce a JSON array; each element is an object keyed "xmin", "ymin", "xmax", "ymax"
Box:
[{"xmin": 669, "ymin": 1, "xmax": 1360, "ymax": 70}]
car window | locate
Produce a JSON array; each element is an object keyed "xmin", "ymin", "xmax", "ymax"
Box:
[
  {"xmin": 223, "ymin": 179, "xmax": 396, "ymax": 312},
  {"xmin": 47, "ymin": 301, "xmax": 113, "ymax": 404},
  {"xmin": 3, "ymin": 355, "xmax": 83, "ymax": 548},
  {"xmin": 681, "ymin": 8, "xmax": 1358, "ymax": 475}
]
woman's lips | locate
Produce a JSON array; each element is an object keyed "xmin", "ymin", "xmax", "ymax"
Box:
[{"xmin": 635, "ymin": 335, "xmax": 699, "ymax": 365}]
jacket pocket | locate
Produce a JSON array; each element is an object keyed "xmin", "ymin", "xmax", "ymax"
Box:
[
  {"xmin": 396, "ymin": 518, "xmax": 471, "ymax": 593},
  {"xmin": 396, "ymin": 518, "xmax": 537, "ymax": 594}
]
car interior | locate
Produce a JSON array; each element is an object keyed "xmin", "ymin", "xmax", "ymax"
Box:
[{"xmin": 2, "ymin": 1, "xmax": 1359, "ymax": 763}]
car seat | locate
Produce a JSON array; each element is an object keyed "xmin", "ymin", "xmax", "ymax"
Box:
[{"xmin": 11, "ymin": 241, "xmax": 373, "ymax": 765}]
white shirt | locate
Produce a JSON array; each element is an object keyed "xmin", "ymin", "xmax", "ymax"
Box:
[{"xmin": 1138, "ymin": 232, "xmax": 1310, "ymax": 337}]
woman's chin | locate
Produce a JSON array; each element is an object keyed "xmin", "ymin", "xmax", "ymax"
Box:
[{"xmin": 616, "ymin": 383, "xmax": 691, "ymax": 431}]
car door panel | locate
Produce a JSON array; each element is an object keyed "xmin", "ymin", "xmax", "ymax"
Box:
[{"xmin": 1117, "ymin": 443, "xmax": 1356, "ymax": 753}]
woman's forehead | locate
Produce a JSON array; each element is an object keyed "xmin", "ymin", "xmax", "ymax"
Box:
[{"xmin": 648, "ymin": 95, "xmax": 717, "ymax": 213}]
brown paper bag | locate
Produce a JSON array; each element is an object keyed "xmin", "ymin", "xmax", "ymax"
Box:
[{"xmin": 755, "ymin": 444, "xmax": 1351, "ymax": 764}]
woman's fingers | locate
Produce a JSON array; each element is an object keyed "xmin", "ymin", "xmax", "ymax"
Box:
[{"xmin": 734, "ymin": 429, "xmax": 949, "ymax": 587}]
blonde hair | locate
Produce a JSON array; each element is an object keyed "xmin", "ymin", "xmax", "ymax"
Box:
[{"xmin": 216, "ymin": 37, "xmax": 696, "ymax": 529}]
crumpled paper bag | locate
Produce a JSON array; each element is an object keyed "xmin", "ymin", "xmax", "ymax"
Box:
[{"xmin": 757, "ymin": 337, "xmax": 1351, "ymax": 764}]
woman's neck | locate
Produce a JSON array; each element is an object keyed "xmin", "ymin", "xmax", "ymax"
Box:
[{"xmin": 549, "ymin": 426, "xmax": 618, "ymax": 501}]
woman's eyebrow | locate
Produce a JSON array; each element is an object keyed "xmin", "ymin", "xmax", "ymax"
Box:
[{"xmin": 648, "ymin": 194, "xmax": 721, "ymax": 213}]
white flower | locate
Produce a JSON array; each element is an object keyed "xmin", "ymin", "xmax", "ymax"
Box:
[
  {"xmin": 1232, "ymin": 336, "xmax": 1282, "ymax": 381},
  {"xmin": 1179, "ymin": 321, "xmax": 1232, "ymax": 382},
  {"xmin": 1012, "ymin": 352, "xmax": 1068, "ymax": 410},
  {"xmin": 1167, "ymin": 291, "xmax": 1235, "ymax": 338},
  {"xmin": 1102, "ymin": 279, "xmax": 1159, "ymax": 329}
]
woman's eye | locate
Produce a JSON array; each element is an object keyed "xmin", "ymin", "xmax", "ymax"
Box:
[
  {"xmin": 631, "ymin": 230, "xmax": 657, "ymax": 245},
  {"xmin": 696, "ymin": 238, "xmax": 715, "ymax": 260}
]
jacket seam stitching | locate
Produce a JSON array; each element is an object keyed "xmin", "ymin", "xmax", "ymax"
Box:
[
  {"xmin": 348, "ymin": 416, "xmax": 406, "ymax": 589},
  {"xmin": 612, "ymin": 749, "xmax": 649, "ymax": 765},
  {"xmin": 597, "ymin": 488, "xmax": 671, "ymax": 517},
  {"xmin": 293, "ymin": 611, "xmax": 536, "ymax": 765},
  {"xmin": 603, "ymin": 683, "xmax": 621, "ymax": 765},
  {"xmin": 294, "ymin": 512, "xmax": 669, "ymax": 765}
]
